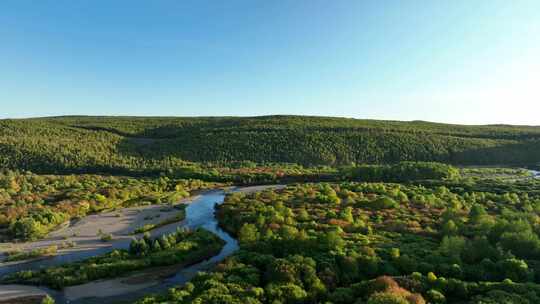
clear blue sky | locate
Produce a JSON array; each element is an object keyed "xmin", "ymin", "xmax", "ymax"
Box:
[{"xmin": 1, "ymin": 1, "xmax": 539, "ymax": 125}]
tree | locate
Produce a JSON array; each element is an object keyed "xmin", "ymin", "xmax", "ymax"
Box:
[
  {"xmin": 139, "ymin": 238, "xmax": 150, "ymax": 255},
  {"xmin": 469, "ymin": 204, "xmax": 487, "ymax": 222},
  {"xmin": 441, "ymin": 220, "xmax": 459, "ymax": 236},
  {"xmin": 426, "ymin": 289, "xmax": 446, "ymax": 304},
  {"xmin": 340, "ymin": 207, "xmax": 354, "ymax": 223},
  {"xmin": 499, "ymin": 230, "xmax": 540, "ymax": 259},
  {"xmin": 367, "ymin": 292, "xmax": 408, "ymax": 304},
  {"xmin": 10, "ymin": 218, "xmax": 46, "ymax": 240},
  {"xmin": 266, "ymin": 283, "xmax": 308, "ymax": 304},
  {"xmin": 497, "ymin": 258, "xmax": 532, "ymax": 282},
  {"xmin": 330, "ymin": 288, "xmax": 354, "ymax": 304},
  {"xmin": 427, "ymin": 272, "xmax": 438, "ymax": 283},
  {"xmin": 297, "ymin": 209, "xmax": 310, "ymax": 221},
  {"xmin": 129, "ymin": 239, "xmax": 141, "ymax": 255},
  {"xmin": 159, "ymin": 235, "xmax": 172, "ymax": 249},
  {"xmin": 369, "ymin": 196, "xmax": 398, "ymax": 210},
  {"xmin": 41, "ymin": 295, "xmax": 55, "ymax": 304},
  {"xmin": 152, "ymin": 239, "xmax": 162, "ymax": 251},
  {"xmin": 266, "ymin": 259, "xmax": 297, "ymax": 283},
  {"xmin": 321, "ymin": 230, "xmax": 345, "ymax": 251},
  {"xmin": 238, "ymin": 223, "xmax": 259, "ymax": 245},
  {"xmin": 438, "ymin": 236, "xmax": 466, "ymax": 261}
]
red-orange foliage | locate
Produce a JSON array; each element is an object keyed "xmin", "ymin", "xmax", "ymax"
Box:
[{"xmin": 368, "ymin": 276, "xmax": 426, "ymax": 304}]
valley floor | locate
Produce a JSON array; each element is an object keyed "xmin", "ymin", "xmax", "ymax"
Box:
[{"xmin": 0, "ymin": 195, "xmax": 199, "ymax": 263}]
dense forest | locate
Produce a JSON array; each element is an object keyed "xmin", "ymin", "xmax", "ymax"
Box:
[
  {"xmin": 1, "ymin": 116, "xmax": 539, "ymax": 178},
  {"xmin": 0, "ymin": 162, "xmax": 455, "ymax": 245},
  {"xmin": 2, "ymin": 116, "xmax": 540, "ymax": 304},
  {"xmin": 138, "ymin": 177, "xmax": 540, "ymax": 303}
]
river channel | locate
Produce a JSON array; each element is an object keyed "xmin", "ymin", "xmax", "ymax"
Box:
[{"xmin": 1, "ymin": 186, "xmax": 278, "ymax": 303}]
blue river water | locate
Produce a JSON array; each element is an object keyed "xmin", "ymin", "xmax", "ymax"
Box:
[{"xmin": 0, "ymin": 189, "xmax": 238, "ymax": 304}]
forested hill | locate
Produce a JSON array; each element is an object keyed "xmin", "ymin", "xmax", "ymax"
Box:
[{"xmin": 1, "ymin": 115, "xmax": 539, "ymax": 175}]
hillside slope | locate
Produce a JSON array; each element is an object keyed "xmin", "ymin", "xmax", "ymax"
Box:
[{"xmin": 1, "ymin": 116, "xmax": 539, "ymax": 175}]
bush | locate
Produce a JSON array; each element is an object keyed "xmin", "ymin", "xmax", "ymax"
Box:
[
  {"xmin": 405, "ymin": 293, "xmax": 426, "ymax": 304},
  {"xmin": 369, "ymin": 196, "xmax": 399, "ymax": 210},
  {"xmin": 367, "ymin": 292, "xmax": 409, "ymax": 304},
  {"xmin": 370, "ymin": 276, "xmax": 400, "ymax": 294},
  {"xmin": 5, "ymin": 245, "xmax": 58, "ymax": 262},
  {"xmin": 41, "ymin": 295, "xmax": 55, "ymax": 304},
  {"xmin": 100, "ymin": 233, "xmax": 113, "ymax": 242},
  {"xmin": 426, "ymin": 289, "xmax": 446, "ymax": 304},
  {"xmin": 411, "ymin": 272, "xmax": 423, "ymax": 281}
]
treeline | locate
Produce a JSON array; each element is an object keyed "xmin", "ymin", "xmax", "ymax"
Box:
[
  {"xmin": 0, "ymin": 170, "xmax": 220, "ymax": 241},
  {"xmin": 138, "ymin": 178, "xmax": 540, "ymax": 303},
  {"xmin": 2, "ymin": 228, "xmax": 224, "ymax": 289},
  {"xmin": 0, "ymin": 116, "xmax": 539, "ymax": 177},
  {"xmin": 342, "ymin": 162, "xmax": 461, "ymax": 182}
]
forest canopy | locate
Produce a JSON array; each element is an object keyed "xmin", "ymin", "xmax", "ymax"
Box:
[
  {"xmin": 2, "ymin": 116, "xmax": 540, "ymax": 304},
  {"xmin": 138, "ymin": 177, "xmax": 540, "ymax": 304},
  {"xmin": 1, "ymin": 116, "xmax": 539, "ymax": 178}
]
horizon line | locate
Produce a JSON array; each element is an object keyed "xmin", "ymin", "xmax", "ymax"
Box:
[{"xmin": 1, "ymin": 114, "xmax": 538, "ymax": 128}]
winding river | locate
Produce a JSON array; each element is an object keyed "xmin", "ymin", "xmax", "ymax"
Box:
[
  {"xmin": 0, "ymin": 186, "xmax": 277, "ymax": 304},
  {"xmin": 1, "ymin": 170, "xmax": 537, "ymax": 303}
]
